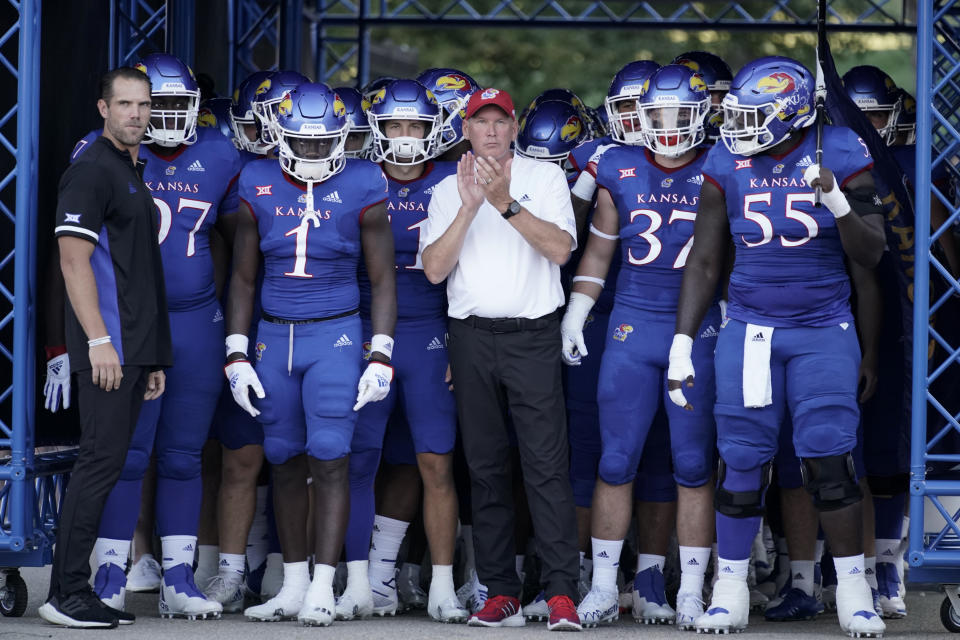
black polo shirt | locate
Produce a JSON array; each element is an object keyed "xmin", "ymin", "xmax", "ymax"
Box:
[{"xmin": 54, "ymin": 136, "xmax": 173, "ymax": 372}]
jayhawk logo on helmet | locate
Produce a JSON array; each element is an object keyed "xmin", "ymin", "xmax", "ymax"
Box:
[
  {"xmin": 197, "ymin": 108, "xmax": 217, "ymax": 128},
  {"xmin": 757, "ymin": 72, "xmax": 796, "ymax": 94},
  {"xmin": 370, "ymin": 88, "xmax": 387, "ymax": 105},
  {"xmin": 361, "ymin": 97, "xmax": 372, "ymax": 112},
  {"xmin": 883, "ymin": 76, "xmax": 896, "ymax": 90},
  {"xmin": 255, "ymin": 78, "xmax": 271, "ymax": 96},
  {"xmin": 333, "ymin": 94, "xmax": 346, "ymax": 117},
  {"xmin": 676, "ymin": 58, "xmax": 699, "ymax": 72},
  {"xmin": 436, "ymin": 74, "xmax": 468, "ymax": 91},
  {"xmin": 425, "ymin": 89, "xmax": 439, "ymax": 105},
  {"xmin": 560, "ymin": 116, "xmax": 582, "ymax": 142},
  {"xmin": 689, "ymin": 74, "xmax": 708, "ymax": 93},
  {"xmin": 277, "ymin": 93, "xmax": 293, "ymax": 117},
  {"xmin": 232, "ymin": 88, "xmax": 240, "ymax": 102},
  {"xmin": 134, "ymin": 62, "xmax": 148, "ymax": 75},
  {"xmin": 640, "ymin": 78, "xmax": 651, "ymax": 95}
]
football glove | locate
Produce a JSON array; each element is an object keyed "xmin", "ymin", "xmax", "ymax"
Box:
[
  {"xmin": 353, "ymin": 361, "xmax": 393, "ymax": 411},
  {"xmin": 43, "ymin": 350, "xmax": 70, "ymax": 413},
  {"xmin": 224, "ymin": 360, "xmax": 265, "ymax": 418},
  {"xmin": 560, "ymin": 291, "xmax": 595, "ymax": 366},
  {"xmin": 667, "ymin": 334, "xmax": 695, "ymax": 410}
]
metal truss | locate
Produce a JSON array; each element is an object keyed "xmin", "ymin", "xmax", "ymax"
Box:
[
  {"xmin": 109, "ymin": 0, "xmax": 167, "ymax": 68},
  {"xmin": 910, "ymin": 0, "xmax": 960, "ymax": 586}
]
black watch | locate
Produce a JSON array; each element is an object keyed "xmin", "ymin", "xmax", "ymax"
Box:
[{"xmin": 501, "ymin": 200, "xmax": 521, "ymax": 219}]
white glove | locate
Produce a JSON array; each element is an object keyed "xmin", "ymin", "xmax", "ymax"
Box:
[
  {"xmin": 43, "ymin": 352, "xmax": 71, "ymax": 412},
  {"xmin": 560, "ymin": 292, "xmax": 595, "ymax": 366},
  {"xmin": 224, "ymin": 360, "xmax": 265, "ymax": 418},
  {"xmin": 667, "ymin": 334, "xmax": 695, "ymax": 409},
  {"xmin": 803, "ymin": 164, "xmax": 850, "ymax": 219},
  {"xmin": 719, "ymin": 299, "xmax": 728, "ymax": 324},
  {"xmin": 353, "ymin": 361, "xmax": 393, "ymax": 411}
]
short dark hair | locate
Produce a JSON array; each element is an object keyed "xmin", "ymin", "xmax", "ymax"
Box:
[{"xmin": 99, "ymin": 67, "xmax": 151, "ymax": 103}]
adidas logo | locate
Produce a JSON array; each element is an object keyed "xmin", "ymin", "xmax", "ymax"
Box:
[
  {"xmin": 182, "ymin": 544, "xmax": 194, "ymax": 552},
  {"xmin": 881, "ymin": 549, "xmax": 895, "ymax": 556},
  {"xmin": 597, "ymin": 551, "xmax": 609, "ymax": 559},
  {"xmin": 687, "ymin": 558, "xmax": 700, "ymax": 566},
  {"xmin": 848, "ymin": 567, "xmax": 861, "ymax": 575},
  {"xmin": 751, "ymin": 332, "xmax": 765, "ymax": 342},
  {"xmin": 518, "ymin": 193, "xmax": 532, "ymax": 203},
  {"xmin": 794, "ymin": 572, "xmax": 804, "ymax": 579},
  {"xmin": 700, "ymin": 325, "xmax": 718, "ymax": 339},
  {"xmin": 865, "ymin": 567, "xmax": 874, "ymax": 575},
  {"xmin": 50, "ymin": 362, "xmax": 63, "ymax": 375},
  {"xmin": 427, "ymin": 336, "xmax": 444, "ymax": 350},
  {"xmin": 333, "ymin": 334, "xmax": 353, "ymax": 348},
  {"xmin": 104, "ymin": 549, "xmax": 119, "ymax": 557},
  {"xmin": 322, "ymin": 191, "xmax": 343, "ymax": 203},
  {"xmin": 688, "ymin": 174, "xmax": 704, "ymax": 185},
  {"xmin": 796, "ymin": 155, "xmax": 813, "ymax": 168},
  {"xmin": 220, "ymin": 559, "xmax": 229, "ymax": 566},
  {"xmin": 423, "ymin": 185, "xmax": 436, "ymax": 195},
  {"xmin": 187, "ymin": 159, "xmax": 205, "ymax": 172},
  {"xmin": 721, "ymin": 566, "xmax": 735, "ymax": 573},
  {"xmin": 213, "ymin": 309, "xmax": 224, "ymax": 323}
]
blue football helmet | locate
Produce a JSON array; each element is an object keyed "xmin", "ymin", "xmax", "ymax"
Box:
[
  {"xmin": 605, "ymin": 60, "xmax": 661, "ymax": 145},
  {"xmin": 593, "ymin": 104, "xmax": 610, "ymax": 137},
  {"xmin": 515, "ymin": 100, "xmax": 587, "ymax": 165},
  {"xmin": 135, "ymin": 53, "xmax": 200, "ymax": 147},
  {"xmin": 231, "ymin": 70, "xmax": 274, "ymax": 153},
  {"xmin": 415, "ymin": 68, "xmax": 480, "ymax": 153},
  {"xmin": 334, "ymin": 87, "xmax": 373, "ymax": 159},
  {"xmin": 528, "ymin": 88, "xmax": 587, "ymax": 112},
  {"xmin": 253, "ymin": 70, "xmax": 310, "ymax": 145},
  {"xmin": 198, "ymin": 97, "xmax": 235, "ymax": 143},
  {"xmin": 362, "ymin": 77, "xmax": 397, "ymax": 104},
  {"xmin": 274, "ymin": 83, "xmax": 349, "ymax": 183},
  {"xmin": 672, "ymin": 51, "xmax": 733, "ymax": 142},
  {"xmin": 894, "ymin": 88, "xmax": 916, "ymax": 145},
  {"xmin": 842, "ymin": 65, "xmax": 901, "ymax": 145},
  {"xmin": 367, "ymin": 79, "xmax": 442, "ymax": 165},
  {"xmin": 638, "ymin": 65, "xmax": 710, "ymax": 157},
  {"xmin": 719, "ymin": 56, "xmax": 816, "ymax": 156}
]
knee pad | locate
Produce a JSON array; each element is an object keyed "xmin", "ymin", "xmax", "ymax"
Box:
[
  {"xmin": 674, "ymin": 451, "xmax": 712, "ymax": 489},
  {"xmin": 800, "ymin": 453, "xmax": 862, "ymax": 511},
  {"xmin": 119, "ymin": 446, "xmax": 152, "ymax": 481},
  {"xmin": 263, "ymin": 436, "xmax": 304, "ymax": 465},
  {"xmin": 597, "ymin": 450, "xmax": 636, "ymax": 487},
  {"xmin": 715, "ymin": 459, "xmax": 772, "ymax": 519},
  {"xmin": 867, "ymin": 473, "xmax": 908, "ymax": 497},
  {"xmin": 307, "ymin": 426, "xmax": 351, "ymax": 462},
  {"xmin": 156, "ymin": 448, "xmax": 202, "ymax": 480}
]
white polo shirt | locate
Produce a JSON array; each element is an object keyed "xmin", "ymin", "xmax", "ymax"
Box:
[{"xmin": 422, "ymin": 154, "xmax": 577, "ymax": 320}]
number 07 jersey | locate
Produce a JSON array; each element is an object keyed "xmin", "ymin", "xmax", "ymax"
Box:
[
  {"xmin": 238, "ymin": 158, "xmax": 388, "ymax": 320},
  {"xmin": 595, "ymin": 146, "xmax": 708, "ymax": 312},
  {"xmin": 701, "ymin": 126, "xmax": 873, "ymax": 328}
]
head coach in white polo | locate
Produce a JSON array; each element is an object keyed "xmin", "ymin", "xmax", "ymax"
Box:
[{"xmin": 420, "ymin": 87, "xmax": 581, "ymax": 629}]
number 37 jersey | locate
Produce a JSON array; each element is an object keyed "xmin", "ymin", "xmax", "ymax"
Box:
[
  {"xmin": 701, "ymin": 126, "xmax": 873, "ymax": 327},
  {"xmin": 595, "ymin": 146, "xmax": 708, "ymax": 312},
  {"xmin": 238, "ymin": 159, "xmax": 388, "ymax": 320}
]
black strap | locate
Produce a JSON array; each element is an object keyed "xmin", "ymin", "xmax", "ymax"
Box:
[{"xmin": 261, "ymin": 308, "xmax": 359, "ymax": 325}]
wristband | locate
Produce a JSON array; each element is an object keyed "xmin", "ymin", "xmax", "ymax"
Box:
[
  {"xmin": 370, "ymin": 333, "xmax": 394, "ymax": 359},
  {"xmin": 572, "ymin": 275, "xmax": 605, "ymax": 287},
  {"xmin": 589, "ymin": 224, "xmax": 619, "ymax": 241},
  {"xmin": 226, "ymin": 333, "xmax": 249, "ymax": 358},
  {"xmin": 87, "ymin": 336, "xmax": 111, "ymax": 347},
  {"xmin": 45, "ymin": 344, "xmax": 68, "ymax": 360},
  {"xmin": 571, "ymin": 171, "xmax": 597, "ymax": 200},
  {"xmin": 669, "ymin": 334, "xmax": 693, "ymax": 360}
]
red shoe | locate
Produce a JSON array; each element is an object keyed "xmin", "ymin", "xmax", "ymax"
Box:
[
  {"xmin": 547, "ymin": 595, "xmax": 582, "ymax": 631},
  {"xmin": 467, "ymin": 595, "xmax": 525, "ymax": 627}
]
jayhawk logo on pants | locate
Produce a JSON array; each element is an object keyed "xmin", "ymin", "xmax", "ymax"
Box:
[{"xmin": 613, "ymin": 324, "xmax": 634, "ymax": 342}]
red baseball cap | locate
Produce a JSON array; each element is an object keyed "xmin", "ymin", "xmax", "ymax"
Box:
[{"xmin": 464, "ymin": 88, "xmax": 516, "ymax": 120}]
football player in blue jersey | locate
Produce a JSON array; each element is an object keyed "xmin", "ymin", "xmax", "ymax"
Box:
[
  {"xmin": 515, "ymin": 100, "xmax": 589, "ymax": 174},
  {"xmin": 198, "ymin": 96, "xmax": 235, "ymax": 141},
  {"xmin": 667, "ymin": 56, "xmax": 887, "ymax": 637},
  {"xmin": 335, "ymin": 86, "xmax": 374, "ymax": 159},
  {"xmin": 415, "ymin": 68, "xmax": 480, "ymax": 161},
  {"xmin": 560, "ymin": 64, "xmax": 717, "ymax": 630},
  {"xmin": 672, "ymin": 51, "xmax": 733, "ymax": 144},
  {"xmin": 70, "ymin": 53, "xmax": 245, "ymax": 621},
  {"xmin": 229, "ymin": 70, "xmax": 275, "ymax": 157},
  {"xmin": 332, "ymin": 78, "xmax": 468, "ymax": 623},
  {"xmin": 225, "ymin": 83, "xmax": 396, "ymax": 626}
]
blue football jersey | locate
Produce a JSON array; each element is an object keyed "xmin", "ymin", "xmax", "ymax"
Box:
[
  {"xmin": 359, "ymin": 161, "xmax": 455, "ymax": 321},
  {"xmin": 701, "ymin": 125, "xmax": 873, "ymax": 327},
  {"xmin": 70, "ymin": 128, "xmax": 243, "ymax": 311},
  {"xmin": 566, "ymin": 135, "xmax": 615, "ymax": 186},
  {"xmin": 238, "ymin": 159, "xmax": 388, "ymax": 320},
  {"xmin": 595, "ymin": 146, "xmax": 707, "ymax": 312}
]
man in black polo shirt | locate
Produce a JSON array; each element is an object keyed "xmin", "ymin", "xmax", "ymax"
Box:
[{"xmin": 39, "ymin": 67, "xmax": 172, "ymax": 629}]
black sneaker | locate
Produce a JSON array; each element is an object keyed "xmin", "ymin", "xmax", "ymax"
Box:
[
  {"xmin": 38, "ymin": 588, "xmax": 119, "ymax": 628},
  {"xmin": 103, "ymin": 602, "xmax": 135, "ymax": 625}
]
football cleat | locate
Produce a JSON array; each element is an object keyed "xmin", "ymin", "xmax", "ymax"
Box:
[
  {"xmin": 93, "ymin": 563, "xmax": 127, "ymax": 612},
  {"xmin": 764, "ymin": 587, "xmax": 824, "ymax": 621},
  {"xmin": 577, "ymin": 587, "xmax": 619, "ymax": 627},
  {"xmin": 243, "ymin": 586, "xmax": 305, "ymax": 621},
  {"xmin": 837, "ymin": 579, "xmax": 886, "ymax": 638},
  {"xmin": 158, "ymin": 564, "xmax": 223, "ymax": 620},
  {"xmin": 428, "ymin": 594, "xmax": 469, "ymax": 623},
  {"xmin": 632, "ymin": 566, "xmax": 676, "ymax": 624},
  {"xmin": 334, "ymin": 585, "xmax": 374, "ymax": 620},
  {"xmin": 370, "ymin": 573, "xmax": 398, "ymax": 616},
  {"xmin": 875, "ymin": 562, "xmax": 906, "ymax": 618},
  {"xmin": 397, "ymin": 568, "xmax": 428, "ymax": 611},
  {"xmin": 676, "ymin": 591, "xmax": 705, "ymax": 631},
  {"xmin": 749, "ymin": 587, "xmax": 769, "ymax": 611},
  {"xmin": 203, "ymin": 575, "xmax": 245, "ymax": 614},
  {"xmin": 695, "ymin": 578, "xmax": 750, "ymax": 634},
  {"xmin": 298, "ymin": 580, "xmax": 336, "ymax": 627},
  {"xmin": 524, "ymin": 591, "xmax": 550, "ymax": 621},
  {"xmin": 456, "ymin": 569, "xmax": 488, "ymax": 614},
  {"xmin": 125, "ymin": 554, "xmax": 162, "ymax": 593}
]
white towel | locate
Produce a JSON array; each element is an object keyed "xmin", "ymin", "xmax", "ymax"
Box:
[{"xmin": 743, "ymin": 323, "xmax": 774, "ymax": 408}]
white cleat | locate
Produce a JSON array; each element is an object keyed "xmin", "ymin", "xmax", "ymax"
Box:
[
  {"xmin": 694, "ymin": 578, "xmax": 749, "ymax": 634},
  {"xmin": 524, "ymin": 591, "xmax": 549, "ymax": 621},
  {"xmin": 125, "ymin": 555, "xmax": 162, "ymax": 593},
  {"xmin": 259, "ymin": 553, "xmax": 283, "ymax": 601},
  {"xmin": 158, "ymin": 564, "xmax": 223, "ymax": 620},
  {"xmin": 577, "ymin": 587, "xmax": 619, "ymax": 628},
  {"xmin": 837, "ymin": 580, "xmax": 886, "ymax": 638},
  {"xmin": 632, "ymin": 567, "xmax": 676, "ymax": 625},
  {"xmin": 676, "ymin": 591, "xmax": 705, "ymax": 631},
  {"xmin": 456, "ymin": 570, "xmax": 488, "ymax": 614},
  {"xmin": 334, "ymin": 586, "xmax": 373, "ymax": 620},
  {"xmin": 299, "ymin": 580, "xmax": 336, "ymax": 627},
  {"xmin": 243, "ymin": 587, "xmax": 305, "ymax": 621},
  {"xmin": 429, "ymin": 594, "xmax": 469, "ymax": 623},
  {"xmin": 370, "ymin": 575, "xmax": 398, "ymax": 617},
  {"xmin": 203, "ymin": 575, "xmax": 245, "ymax": 614}
]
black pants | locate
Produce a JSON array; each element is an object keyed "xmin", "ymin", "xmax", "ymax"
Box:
[
  {"xmin": 48, "ymin": 366, "xmax": 149, "ymax": 599},
  {"xmin": 448, "ymin": 312, "xmax": 578, "ymax": 601}
]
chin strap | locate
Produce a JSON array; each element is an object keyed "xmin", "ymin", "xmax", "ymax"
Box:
[{"xmin": 301, "ymin": 180, "xmax": 321, "ymax": 227}]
